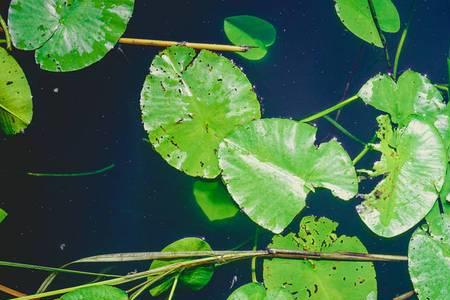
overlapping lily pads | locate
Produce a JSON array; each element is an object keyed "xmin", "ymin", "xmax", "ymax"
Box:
[
  {"xmin": 8, "ymin": 0, "xmax": 135, "ymax": 71},
  {"xmin": 0, "ymin": 47, "xmax": 33, "ymax": 135},
  {"xmin": 263, "ymin": 216, "xmax": 377, "ymax": 299},
  {"xmin": 61, "ymin": 285, "xmax": 128, "ymax": 300},
  {"xmin": 357, "ymin": 115, "xmax": 446, "ymax": 237},
  {"xmin": 141, "ymin": 46, "xmax": 261, "ymax": 178},
  {"xmin": 218, "ymin": 119, "xmax": 357, "ymax": 233},
  {"xmin": 227, "ymin": 283, "xmax": 293, "ymax": 300}
]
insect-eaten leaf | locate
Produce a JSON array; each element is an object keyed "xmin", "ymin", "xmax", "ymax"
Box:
[
  {"xmin": 227, "ymin": 282, "xmax": 294, "ymax": 300},
  {"xmin": 141, "ymin": 46, "xmax": 261, "ymax": 178},
  {"xmin": 218, "ymin": 118, "xmax": 357, "ymax": 233},
  {"xmin": 409, "ymin": 201, "xmax": 450, "ymax": 300},
  {"xmin": 193, "ymin": 180, "xmax": 239, "ymax": 221},
  {"xmin": 224, "ymin": 15, "xmax": 277, "ymax": 60},
  {"xmin": 0, "ymin": 208, "xmax": 7, "ymax": 224},
  {"xmin": 0, "ymin": 47, "xmax": 33, "ymax": 135},
  {"xmin": 148, "ymin": 237, "xmax": 214, "ymax": 296},
  {"xmin": 8, "ymin": 0, "xmax": 135, "ymax": 72},
  {"xmin": 334, "ymin": 0, "xmax": 400, "ymax": 47},
  {"xmin": 357, "ymin": 115, "xmax": 446, "ymax": 238},
  {"xmin": 263, "ymin": 216, "xmax": 377, "ymax": 300},
  {"xmin": 61, "ymin": 285, "xmax": 128, "ymax": 300}
]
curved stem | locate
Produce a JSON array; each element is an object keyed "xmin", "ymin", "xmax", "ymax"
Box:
[
  {"xmin": 392, "ymin": 27, "xmax": 408, "ymax": 80},
  {"xmin": 27, "ymin": 163, "xmax": 114, "ymax": 177},
  {"xmin": 300, "ymin": 95, "xmax": 360, "ymax": 123},
  {"xmin": 0, "ymin": 14, "xmax": 12, "ymax": 51},
  {"xmin": 352, "ymin": 145, "xmax": 372, "ymax": 165}
]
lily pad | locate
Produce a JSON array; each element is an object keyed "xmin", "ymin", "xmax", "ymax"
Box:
[
  {"xmin": 8, "ymin": 0, "xmax": 135, "ymax": 72},
  {"xmin": 141, "ymin": 46, "xmax": 261, "ymax": 178},
  {"xmin": 263, "ymin": 216, "xmax": 377, "ymax": 300},
  {"xmin": 357, "ymin": 115, "xmax": 446, "ymax": 237},
  {"xmin": 440, "ymin": 165, "xmax": 450, "ymax": 204},
  {"xmin": 227, "ymin": 283, "xmax": 293, "ymax": 300},
  {"xmin": 224, "ymin": 15, "xmax": 276, "ymax": 60},
  {"xmin": 193, "ymin": 180, "xmax": 239, "ymax": 221},
  {"xmin": 61, "ymin": 285, "xmax": 128, "ymax": 300},
  {"xmin": 0, "ymin": 208, "xmax": 7, "ymax": 224},
  {"xmin": 0, "ymin": 47, "xmax": 33, "ymax": 135},
  {"xmin": 218, "ymin": 118, "xmax": 357, "ymax": 233},
  {"xmin": 149, "ymin": 237, "xmax": 214, "ymax": 296},
  {"xmin": 334, "ymin": 0, "xmax": 400, "ymax": 47}
]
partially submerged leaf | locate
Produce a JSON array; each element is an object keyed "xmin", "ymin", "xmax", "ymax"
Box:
[
  {"xmin": 334, "ymin": 0, "xmax": 400, "ymax": 47},
  {"xmin": 61, "ymin": 285, "xmax": 128, "ymax": 300},
  {"xmin": 141, "ymin": 46, "xmax": 261, "ymax": 178},
  {"xmin": 218, "ymin": 118, "xmax": 357, "ymax": 233},
  {"xmin": 8, "ymin": 0, "xmax": 135, "ymax": 71},
  {"xmin": 0, "ymin": 208, "xmax": 7, "ymax": 223},
  {"xmin": 263, "ymin": 216, "xmax": 377, "ymax": 300},
  {"xmin": 224, "ymin": 15, "xmax": 276, "ymax": 60},
  {"xmin": 149, "ymin": 237, "xmax": 214, "ymax": 296},
  {"xmin": 0, "ymin": 47, "xmax": 33, "ymax": 135},
  {"xmin": 193, "ymin": 180, "xmax": 239, "ymax": 221},
  {"xmin": 227, "ymin": 283, "xmax": 293, "ymax": 300},
  {"xmin": 357, "ymin": 115, "xmax": 446, "ymax": 237}
]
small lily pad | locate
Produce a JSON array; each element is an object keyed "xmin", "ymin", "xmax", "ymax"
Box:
[
  {"xmin": 141, "ymin": 46, "xmax": 261, "ymax": 178},
  {"xmin": 224, "ymin": 15, "xmax": 276, "ymax": 60},
  {"xmin": 263, "ymin": 216, "xmax": 377, "ymax": 300},
  {"xmin": 218, "ymin": 118, "xmax": 357, "ymax": 233},
  {"xmin": 149, "ymin": 237, "xmax": 214, "ymax": 296},
  {"xmin": 227, "ymin": 283, "xmax": 293, "ymax": 300},
  {"xmin": 8, "ymin": 0, "xmax": 135, "ymax": 72},
  {"xmin": 61, "ymin": 285, "xmax": 128, "ymax": 300},
  {"xmin": 0, "ymin": 208, "xmax": 7, "ymax": 224},
  {"xmin": 0, "ymin": 47, "xmax": 33, "ymax": 135}
]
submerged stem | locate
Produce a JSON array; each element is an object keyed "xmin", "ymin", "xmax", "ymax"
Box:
[
  {"xmin": 0, "ymin": 14, "xmax": 12, "ymax": 51},
  {"xmin": 300, "ymin": 95, "xmax": 360, "ymax": 123},
  {"xmin": 324, "ymin": 115, "xmax": 366, "ymax": 146},
  {"xmin": 27, "ymin": 164, "xmax": 115, "ymax": 177}
]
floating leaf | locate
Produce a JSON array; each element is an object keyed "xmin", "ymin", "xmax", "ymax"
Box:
[
  {"xmin": 440, "ymin": 165, "xmax": 450, "ymax": 204},
  {"xmin": 8, "ymin": 0, "xmax": 134, "ymax": 72},
  {"xmin": 218, "ymin": 118, "xmax": 357, "ymax": 233},
  {"xmin": 334, "ymin": 0, "xmax": 400, "ymax": 47},
  {"xmin": 224, "ymin": 15, "xmax": 276, "ymax": 60},
  {"xmin": 227, "ymin": 283, "xmax": 293, "ymax": 300},
  {"xmin": 263, "ymin": 216, "xmax": 377, "ymax": 300},
  {"xmin": 61, "ymin": 285, "xmax": 128, "ymax": 300},
  {"xmin": 0, "ymin": 47, "xmax": 33, "ymax": 135},
  {"xmin": 141, "ymin": 46, "xmax": 261, "ymax": 178},
  {"xmin": 149, "ymin": 237, "xmax": 214, "ymax": 296},
  {"xmin": 193, "ymin": 180, "xmax": 239, "ymax": 221},
  {"xmin": 0, "ymin": 208, "xmax": 7, "ymax": 224},
  {"xmin": 357, "ymin": 115, "xmax": 446, "ymax": 237}
]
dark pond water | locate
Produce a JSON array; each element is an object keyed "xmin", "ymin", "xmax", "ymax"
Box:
[{"xmin": 0, "ymin": 1, "xmax": 449, "ymax": 299}]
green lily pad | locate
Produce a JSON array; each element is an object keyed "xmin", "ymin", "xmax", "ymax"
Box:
[
  {"xmin": 149, "ymin": 237, "xmax": 214, "ymax": 296},
  {"xmin": 0, "ymin": 47, "xmax": 33, "ymax": 135},
  {"xmin": 263, "ymin": 216, "xmax": 377, "ymax": 300},
  {"xmin": 334, "ymin": 0, "xmax": 400, "ymax": 47},
  {"xmin": 440, "ymin": 165, "xmax": 450, "ymax": 204},
  {"xmin": 224, "ymin": 15, "xmax": 276, "ymax": 60},
  {"xmin": 8, "ymin": 0, "xmax": 134, "ymax": 72},
  {"xmin": 218, "ymin": 118, "xmax": 357, "ymax": 233},
  {"xmin": 357, "ymin": 115, "xmax": 446, "ymax": 237},
  {"xmin": 409, "ymin": 205, "xmax": 450, "ymax": 300},
  {"xmin": 0, "ymin": 208, "xmax": 7, "ymax": 224},
  {"xmin": 227, "ymin": 283, "xmax": 294, "ymax": 300},
  {"xmin": 141, "ymin": 46, "xmax": 261, "ymax": 178},
  {"xmin": 61, "ymin": 285, "xmax": 128, "ymax": 300},
  {"xmin": 193, "ymin": 180, "xmax": 239, "ymax": 221}
]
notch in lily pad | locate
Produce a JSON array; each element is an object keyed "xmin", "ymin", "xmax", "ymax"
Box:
[{"xmin": 224, "ymin": 15, "xmax": 276, "ymax": 60}]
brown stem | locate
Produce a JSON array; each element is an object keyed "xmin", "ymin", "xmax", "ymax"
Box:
[
  {"xmin": 393, "ymin": 290, "xmax": 415, "ymax": 300},
  {"xmin": 0, "ymin": 283, "xmax": 27, "ymax": 298}
]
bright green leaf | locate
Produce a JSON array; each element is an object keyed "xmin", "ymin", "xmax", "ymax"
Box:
[
  {"xmin": 357, "ymin": 115, "xmax": 446, "ymax": 237},
  {"xmin": 263, "ymin": 216, "xmax": 377, "ymax": 300},
  {"xmin": 193, "ymin": 180, "xmax": 239, "ymax": 221},
  {"xmin": 141, "ymin": 46, "xmax": 261, "ymax": 178},
  {"xmin": 224, "ymin": 15, "xmax": 276, "ymax": 60},
  {"xmin": 61, "ymin": 285, "xmax": 128, "ymax": 300},
  {"xmin": 0, "ymin": 208, "xmax": 7, "ymax": 223},
  {"xmin": 8, "ymin": 0, "xmax": 134, "ymax": 72},
  {"xmin": 227, "ymin": 283, "xmax": 294, "ymax": 300},
  {"xmin": 0, "ymin": 47, "xmax": 33, "ymax": 135},
  {"xmin": 440, "ymin": 165, "xmax": 450, "ymax": 204},
  {"xmin": 334, "ymin": 0, "xmax": 400, "ymax": 47},
  {"xmin": 149, "ymin": 237, "xmax": 214, "ymax": 296},
  {"xmin": 218, "ymin": 119, "xmax": 357, "ymax": 233}
]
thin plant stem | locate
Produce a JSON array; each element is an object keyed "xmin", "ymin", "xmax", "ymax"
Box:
[
  {"xmin": 251, "ymin": 229, "xmax": 259, "ymax": 283},
  {"xmin": 324, "ymin": 115, "xmax": 366, "ymax": 146},
  {"xmin": 119, "ymin": 37, "xmax": 251, "ymax": 52},
  {"xmin": 0, "ymin": 284, "xmax": 27, "ymax": 298},
  {"xmin": 27, "ymin": 164, "xmax": 115, "ymax": 177},
  {"xmin": 435, "ymin": 84, "xmax": 449, "ymax": 92},
  {"xmin": 0, "ymin": 14, "xmax": 12, "ymax": 51},
  {"xmin": 167, "ymin": 273, "xmax": 180, "ymax": 300},
  {"xmin": 368, "ymin": 0, "xmax": 392, "ymax": 69},
  {"xmin": 392, "ymin": 28, "xmax": 408, "ymax": 80},
  {"xmin": 300, "ymin": 95, "xmax": 360, "ymax": 123},
  {"xmin": 393, "ymin": 290, "xmax": 415, "ymax": 300},
  {"xmin": 128, "ymin": 270, "xmax": 173, "ymax": 300},
  {"xmin": 353, "ymin": 134, "xmax": 377, "ymax": 165}
]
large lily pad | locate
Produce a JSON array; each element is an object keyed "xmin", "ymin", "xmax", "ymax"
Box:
[
  {"xmin": 357, "ymin": 115, "xmax": 446, "ymax": 237},
  {"xmin": 0, "ymin": 208, "xmax": 7, "ymax": 224},
  {"xmin": 8, "ymin": 0, "xmax": 134, "ymax": 72},
  {"xmin": 141, "ymin": 46, "xmax": 261, "ymax": 178},
  {"xmin": 263, "ymin": 216, "xmax": 377, "ymax": 300},
  {"xmin": 61, "ymin": 285, "xmax": 128, "ymax": 300},
  {"xmin": 0, "ymin": 47, "xmax": 33, "ymax": 135},
  {"xmin": 334, "ymin": 0, "xmax": 400, "ymax": 47},
  {"xmin": 218, "ymin": 119, "xmax": 357, "ymax": 233},
  {"xmin": 227, "ymin": 283, "xmax": 293, "ymax": 300},
  {"xmin": 224, "ymin": 15, "xmax": 276, "ymax": 60},
  {"xmin": 149, "ymin": 237, "xmax": 214, "ymax": 296}
]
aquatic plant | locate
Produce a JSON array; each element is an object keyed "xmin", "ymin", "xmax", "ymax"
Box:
[{"xmin": 0, "ymin": 0, "xmax": 449, "ymax": 299}]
